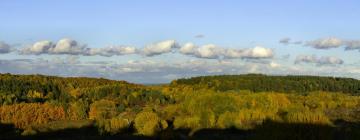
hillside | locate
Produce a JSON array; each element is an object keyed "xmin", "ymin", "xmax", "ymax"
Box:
[
  {"xmin": 0, "ymin": 73, "xmax": 360, "ymax": 140},
  {"xmin": 171, "ymin": 74, "xmax": 360, "ymax": 95},
  {"xmin": 0, "ymin": 73, "xmax": 171, "ymax": 106}
]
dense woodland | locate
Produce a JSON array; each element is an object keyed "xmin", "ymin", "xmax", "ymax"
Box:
[
  {"xmin": 0, "ymin": 73, "xmax": 360, "ymax": 140},
  {"xmin": 171, "ymin": 74, "xmax": 360, "ymax": 95}
]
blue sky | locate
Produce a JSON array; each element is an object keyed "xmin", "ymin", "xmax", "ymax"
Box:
[{"xmin": 0, "ymin": 0, "xmax": 360, "ymax": 83}]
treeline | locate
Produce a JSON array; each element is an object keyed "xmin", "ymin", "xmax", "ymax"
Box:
[
  {"xmin": 171, "ymin": 74, "xmax": 360, "ymax": 95},
  {"xmin": 0, "ymin": 73, "xmax": 173, "ymax": 106}
]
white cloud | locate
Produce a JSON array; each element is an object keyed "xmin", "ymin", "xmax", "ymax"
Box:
[
  {"xmin": 142, "ymin": 40, "xmax": 178, "ymax": 56},
  {"xmin": 49, "ymin": 38, "xmax": 87, "ymax": 55},
  {"xmin": 0, "ymin": 41, "xmax": 11, "ymax": 54},
  {"xmin": 88, "ymin": 46, "xmax": 137, "ymax": 57},
  {"xmin": 20, "ymin": 38, "xmax": 137, "ymax": 57},
  {"xmin": 223, "ymin": 48, "xmax": 243, "ymax": 58},
  {"xmin": 18, "ymin": 39, "xmax": 275, "ymax": 60},
  {"xmin": 180, "ymin": 43, "xmax": 274, "ymax": 59},
  {"xmin": 305, "ymin": 37, "xmax": 343, "ymax": 49},
  {"xmin": 20, "ymin": 39, "xmax": 87, "ymax": 55},
  {"xmin": 241, "ymin": 46, "xmax": 274, "ymax": 59},
  {"xmin": 179, "ymin": 42, "xmax": 197, "ymax": 55},
  {"xmin": 195, "ymin": 44, "xmax": 223, "ymax": 59},
  {"xmin": 223, "ymin": 46, "xmax": 274, "ymax": 59},
  {"xmin": 179, "ymin": 44, "xmax": 223, "ymax": 59},
  {"xmin": 283, "ymin": 37, "xmax": 360, "ymax": 51},
  {"xmin": 295, "ymin": 55, "xmax": 344, "ymax": 65},
  {"xmin": 21, "ymin": 40, "xmax": 53, "ymax": 55}
]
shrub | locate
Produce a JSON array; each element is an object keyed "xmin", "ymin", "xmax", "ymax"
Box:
[
  {"xmin": 199, "ymin": 110, "xmax": 216, "ymax": 128},
  {"xmin": 0, "ymin": 103, "xmax": 65, "ymax": 128},
  {"xmin": 216, "ymin": 111, "xmax": 238, "ymax": 129},
  {"xmin": 134, "ymin": 111, "xmax": 161, "ymax": 136},
  {"xmin": 109, "ymin": 117, "xmax": 130, "ymax": 134},
  {"xmin": 284, "ymin": 109, "xmax": 330, "ymax": 124},
  {"xmin": 67, "ymin": 100, "xmax": 89, "ymax": 120},
  {"xmin": 173, "ymin": 116, "xmax": 201, "ymax": 130},
  {"xmin": 97, "ymin": 117, "xmax": 130, "ymax": 134},
  {"xmin": 89, "ymin": 100, "xmax": 118, "ymax": 120}
]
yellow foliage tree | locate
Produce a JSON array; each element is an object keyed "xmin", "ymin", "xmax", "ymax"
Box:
[
  {"xmin": 89, "ymin": 99, "xmax": 118, "ymax": 120},
  {"xmin": 97, "ymin": 117, "xmax": 130, "ymax": 134},
  {"xmin": 134, "ymin": 111, "xmax": 162, "ymax": 136},
  {"xmin": 0, "ymin": 103, "xmax": 65, "ymax": 128},
  {"xmin": 67, "ymin": 100, "xmax": 88, "ymax": 120}
]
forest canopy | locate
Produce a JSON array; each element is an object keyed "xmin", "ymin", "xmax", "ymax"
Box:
[
  {"xmin": 0, "ymin": 73, "xmax": 360, "ymax": 140},
  {"xmin": 171, "ymin": 74, "xmax": 360, "ymax": 95}
]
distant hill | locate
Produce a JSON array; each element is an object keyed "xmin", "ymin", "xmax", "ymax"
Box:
[
  {"xmin": 170, "ymin": 74, "xmax": 360, "ymax": 95},
  {"xmin": 0, "ymin": 73, "xmax": 148, "ymax": 104},
  {"xmin": 0, "ymin": 73, "xmax": 137, "ymax": 92}
]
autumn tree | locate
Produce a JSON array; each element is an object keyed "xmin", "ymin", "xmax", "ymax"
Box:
[
  {"xmin": 134, "ymin": 111, "xmax": 166, "ymax": 136},
  {"xmin": 89, "ymin": 99, "xmax": 118, "ymax": 120}
]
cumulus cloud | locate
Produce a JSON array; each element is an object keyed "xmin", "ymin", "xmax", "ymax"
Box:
[
  {"xmin": 18, "ymin": 39, "xmax": 275, "ymax": 60},
  {"xmin": 240, "ymin": 46, "xmax": 274, "ymax": 59},
  {"xmin": 179, "ymin": 43, "xmax": 274, "ymax": 59},
  {"xmin": 0, "ymin": 41, "xmax": 12, "ymax": 54},
  {"xmin": 49, "ymin": 38, "xmax": 87, "ymax": 55},
  {"xmin": 20, "ymin": 38, "xmax": 137, "ymax": 57},
  {"xmin": 20, "ymin": 39, "xmax": 87, "ymax": 55},
  {"xmin": 297, "ymin": 37, "xmax": 360, "ymax": 51},
  {"xmin": 179, "ymin": 43, "xmax": 197, "ymax": 55},
  {"xmin": 142, "ymin": 40, "xmax": 178, "ymax": 56},
  {"xmin": 305, "ymin": 37, "xmax": 343, "ymax": 49},
  {"xmin": 222, "ymin": 46, "xmax": 274, "ymax": 59},
  {"xmin": 295, "ymin": 55, "xmax": 344, "ymax": 65},
  {"xmin": 195, "ymin": 44, "xmax": 223, "ymax": 59},
  {"xmin": 179, "ymin": 43, "xmax": 223, "ymax": 59},
  {"xmin": 88, "ymin": 46, "xmax": 137, "ymax": 57},
  {"xmin": 20, "ymin": 40, "xmax": 53, "ymax": 55}
]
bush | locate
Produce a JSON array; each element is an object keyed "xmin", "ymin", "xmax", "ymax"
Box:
[
  {"xmin": 173, "ymin": 116, "xmax": 201, "ymax": 130},
  {"xmin": 199, "ymin": 110, "xmax": 216, "ymax": 128},
  {"xmin": 89, "ymin": 100, "xmax": 118, "ymax": 120},
  {"xmin": 216, "ymin": 111, "xmax": 238, "ymax": 129},
  {"xmin": 284, "ymin": 109, "xmax": 330, "ymax": 124},
  {"xmin": 67, "ymin": 100, "xmax": 89, "ymax": 120},
  {"xmin": 134, "ymin": 111, "xmax": 161, "ymax": 136},
  {"xmin": 97, "ymin": 117, "xmax": 130, "ymax": 134},
  {"xmin": 0, "ymin": 103, "xmax": 65, "ymax": 128},
  {"xmin": 109, "ymin": 117, "xmax": 130, "ymax": 134}
]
